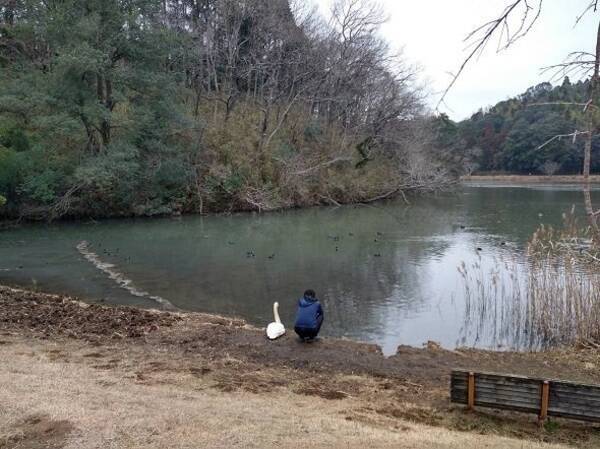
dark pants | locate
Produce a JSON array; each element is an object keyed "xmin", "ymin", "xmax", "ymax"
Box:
[
  {"xmin": 294, "ymin": 326, "xmax": 320, "ymax": 340},
  {"xmin": 295, "ymin": 317, "xmax": 322, "ymax": 340}
]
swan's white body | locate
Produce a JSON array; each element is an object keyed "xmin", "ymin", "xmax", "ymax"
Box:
[{"xmin": 266, "ymin": 302, "xmax": 285, "ymax": 340}]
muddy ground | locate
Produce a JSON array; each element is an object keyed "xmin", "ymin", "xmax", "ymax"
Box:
[{"xmin": 2, "ymin": 285, "xmax": 600, "ymax": 448}]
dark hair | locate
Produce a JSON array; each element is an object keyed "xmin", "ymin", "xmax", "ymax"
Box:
[{"xmin": 303, "ymin": 289, "xmax": 316, "ymax": 298}]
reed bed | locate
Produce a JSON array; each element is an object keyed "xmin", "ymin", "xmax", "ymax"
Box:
[{"xmin": 459, "ymin": 213, "xmax": 600, "ymax": 351}]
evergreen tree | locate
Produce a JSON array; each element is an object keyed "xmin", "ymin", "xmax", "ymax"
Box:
[{"xmin": 441, "ymin": 78, "xmax": 599, "ymax": 175}]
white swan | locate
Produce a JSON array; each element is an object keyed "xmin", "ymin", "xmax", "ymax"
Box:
[{"xmin": 266, "ymin": 302, "xmax": 285, "ymax": 340}]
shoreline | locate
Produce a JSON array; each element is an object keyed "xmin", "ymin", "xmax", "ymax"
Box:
[
  {"xmin": 0, "ymin": 186, "xmax": 433, "ymax": 226},
  {"xmin": 2, "ymin": 284, "xmax": 600, "ymax": 448},
  {"xmin": 0, "ymin": 200, "xmax": 389, "ymax": 229},
  {"xmin": 461, "ymin": 174, "xmax": 600, "ymax": 184},
  {"xmin": 0, "ymin": 176, "xmax": 593, "ymax": 229}
]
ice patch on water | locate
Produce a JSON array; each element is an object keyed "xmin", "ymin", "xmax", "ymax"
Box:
[{"xmin": 76, "ymin": 240, "xmax": 175, "ymax": 310}]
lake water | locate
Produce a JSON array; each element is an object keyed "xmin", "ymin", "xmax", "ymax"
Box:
[{"xmin": 0, "ymin": 183, "xmax": 596, "ymax": 355}]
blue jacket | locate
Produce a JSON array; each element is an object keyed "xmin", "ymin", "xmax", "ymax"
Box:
[{"xmin": 294, "ymin": 296, "xmax": 323, "ymax": 330}]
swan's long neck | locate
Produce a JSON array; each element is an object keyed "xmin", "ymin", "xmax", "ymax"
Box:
[{"xmin": 273, "ymin": 302, "xmax": 281, "ymax": 324}]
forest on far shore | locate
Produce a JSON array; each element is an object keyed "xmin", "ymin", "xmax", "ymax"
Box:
[
  {"xmin": 436, "ymin": 77, "xmax": 600, "ymax": 176},
  {"xmin": 0, "ymin": 0, "xmax": 451, "ymax": 221},
  {"xmin": 3, "ymin": 1, "xmax": 596, "ymax": 223}
]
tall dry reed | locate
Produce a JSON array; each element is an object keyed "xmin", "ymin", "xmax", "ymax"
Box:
[{"xmin": 459, "ymin": 209, "xmax": 600, "ymax": 350}]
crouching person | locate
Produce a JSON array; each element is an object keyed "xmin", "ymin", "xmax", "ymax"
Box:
[{"xmin": 294, "ymin": 289, "xmax": 323, "ymax": 342}]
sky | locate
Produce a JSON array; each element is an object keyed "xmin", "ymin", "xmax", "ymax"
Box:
[{"xmin": 314, "ymin": 0, "xmax": 598, "ymax": 121}]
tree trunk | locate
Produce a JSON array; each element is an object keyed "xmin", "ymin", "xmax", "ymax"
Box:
[
  {"xmin": 582, "ymin": 19, "xmax": 600, "ymax": 235},
  {"xmin": 584, "ymin": 122, "xmax": 592, "ymax": 180},
  {"xmin": 80, "ymin": 113, "xmax": 98, "ymax": 154},
  {"xmin": 97, "ymin": 73, "xmax": 112, "ymax": 147},
  {"xmin": 3, "ymin": 0, "xmax": 16, "ymax": 26}
]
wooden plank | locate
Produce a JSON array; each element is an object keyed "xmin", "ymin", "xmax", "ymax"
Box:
[
  {"xmin": 474, "ymin": 384, "xmax": 541, "ymax": 396},
  {"xmin": 453, "ymin": 370, "xmax": 537, "ymax": 383},
  {"xmin": 552, "ymin": 402, "xmax": 600, "ymax": 413},
  {"xmin": 474, "ymin": 385, "xmax": 540, "ymax": 396},
  {"xmin": 456, "ymin": 379, "xmax": 541, "ymax": 391},
  {"xmin": 552, "ymin": 381, "xmax": 600, "ymax": 391},
  {"xmin": 539, "ymin": 381, "xmax": 549, "ymax": 422},
  {"xmin": 550, "ymin": 404, "xmax": 600, "ymax": 414},
  {"xmin": 451, "ymin": 378, "xmax": 468, "ymax": 387},
  {"xmin": 473, "ymin": 394, "xmax": 541, "ymax": 408},
  {"xmin": 551, "ymin": 387, "xmax": 600, "ymax": 399},
  {"xmin": 467, "ymin": 372, "xmax": 475, "ymax": 410},
  {"xmin": 552, "ymin": 385, "xmax": 600, "ymax": 400},
  {"xmin": 549, "ymin": 407, "xmax": 600, "ymax": 419},
  {"xmin": 474, "ymin": 390, "xmax": 540, "ymax": 401},
  {"xmin": 551, "ymin": 394, "xmax": 600, "ymax": 406},
  {"xmin": 549, "ymin": 382, "xmax": 600, "ymax": 419},
  {"xmin": 477, "ymin": 372, "xmax": 539, "ymax": 381},
  {"xmin": 476, "ymin": 379, "xmax": 541, "ymax": 389},
  {"xmin": 474, "ymin": 383, "xmax": 541, "ymax": 396},
  {"xmin": 548, "ymin": 411, "xmax": 600, "ymax": 423},
  {"xmin": 474, "ymin": 392, "xmax": 540, "ymax": 406},
  {"xmin": 477, "ymin": 379, "xmax": 540, "ymax": 390},
  {"xmin": 550, "ymin": 396, "xmax": 600, "ymax": 409},
  {"xmin": 552, "ymin": 384, "xmax": 600, "ymax": 394},
  {"xmin": 465, "ymin": 401, "xmax": 541, "ymax": 414}
]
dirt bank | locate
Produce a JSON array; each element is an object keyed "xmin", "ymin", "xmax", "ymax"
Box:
[
  {"xmin": 462, "ymin": 175, "xmax": 600, "ymax": 184},
  {"xmin": 2, "ymin": 285, "xmax": 600, "ymax": 448}
]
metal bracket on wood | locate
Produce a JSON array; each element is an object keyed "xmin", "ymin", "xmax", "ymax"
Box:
[
  {"xmin": 467, "ymin": 372, "xmax": 475, "ymax": 411},
  {"xmin": 539, "ymin": 380, "xmax": 550, "ymax": 425}
]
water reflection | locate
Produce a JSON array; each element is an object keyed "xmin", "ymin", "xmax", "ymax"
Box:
[{"xmin": 0, "ymin": 184, "xmax": 594, "ymax": 355}]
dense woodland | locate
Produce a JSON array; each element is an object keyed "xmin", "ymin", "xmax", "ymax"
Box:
[
  {"xmin": 0, "ymin": 0, "xmax": 451, "ymax": 220},
  {"xmin": 438, "ymin": 77, "xmax": 600, "ymax": 176}
]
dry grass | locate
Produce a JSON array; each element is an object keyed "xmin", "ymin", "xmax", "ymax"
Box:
[
  {"xmin": 458, "ymin": 212, "xmax": 600, "ymax": 350},
  {"xmin": 0, "ymin": 337, "xmax": 574, "ymax": 449},
  {"xmin": 458, "ymin": 256, "xmax": 600, "ymax": 349}
]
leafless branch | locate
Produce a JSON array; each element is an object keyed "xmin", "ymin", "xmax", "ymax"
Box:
[
  {"xmin": 361, "ymin": 187, "xmax": 410, "ymax": 204},
  {"xmin": 437, "ymin": 0, "xmax": 543, "ymax": 110},
  {"xmin": 49, "ymin": 184, "xmax": 84, "ymax": 222},
  {"xmin": 541, "ymin": 52, "xmax": 596, "ymax": 80},
  {"xmin": 576, "ymin": 1, "xmax": 600, "ymax": 26},
  {"xmin": 528, "ymin": 101, "xmax": 600, "ymax": 111},
  {"xmin": 536, "ymin": 131, "xmax": 590, "ymax": 150},
  {"xmin": 318, "ymin": 194, "xmax": 342, "ymax": 207},
  {"xmin": 292, "ymin": 157, "xmax": 353, "ymax": 176}
]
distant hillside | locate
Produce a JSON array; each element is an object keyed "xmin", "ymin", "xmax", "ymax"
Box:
[{"xmin": 435, "ymin": 77, "xmax": 600, "ymax": 175}]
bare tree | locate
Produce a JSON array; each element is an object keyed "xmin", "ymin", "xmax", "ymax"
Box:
[
  {"xmin": 540, "ymin": 160, "xmax": 561, "ymax": 176},
  {"xmin": 156, "ymin": 0, "xmax": 441, "ymax": 211},
  {"xmin": 464, "ymin": 161, "xmax": 480, "ymax": 176}
]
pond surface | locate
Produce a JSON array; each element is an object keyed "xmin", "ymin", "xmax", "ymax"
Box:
[{"xmin": 1, "ymin": 183, "xmax": 596, "ymax": 355}]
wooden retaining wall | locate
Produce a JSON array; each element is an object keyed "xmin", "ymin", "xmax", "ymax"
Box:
[{"xmin": 451, "ymin": 370, "xmax": 600, "ymax": 422}]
